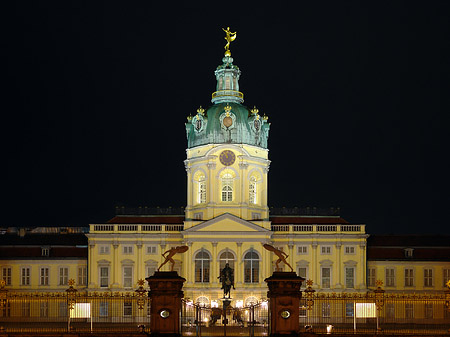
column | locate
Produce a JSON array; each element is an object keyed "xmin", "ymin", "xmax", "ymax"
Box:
[
  {"xmin": 112, "ymin": 243, "xmax": 119, "ymax": 288},
  {"xmin": 212, "ymin": 242, "xmax": 218, "ymax": 286},
  {"xmin": 311, "ymin": 242, "xmax": 318, "ymax": 287},
  {"xmin": 236, "ymin": 242, "xmax": 242, "ymax": 285},
  {"xmin": 359, "ymin": 243, "xmax": 366, "ymax": 289},
  {"xmin": 186, "ymin": 241, "xmax": 193, "ymax": 285},
  {"xmin": 136, "ymin": 242, "xmax": 143, "ymax": 282},
  {"xmin": 288, "ymin": 243, "xmax": 294, "ymax": 272},
  {"xmin": 88, "ymin": 243, "xmax": 95, "ymax": 287},
  {"xmin": 336, "ymin": 242, "xmax": 342, "ymax": 289}
]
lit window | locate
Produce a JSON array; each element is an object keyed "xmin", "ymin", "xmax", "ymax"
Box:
[
  {"xmin": 41, "ymin": 247, "xmax": 50, "ymax": 257},
  {"xmin": 322, "ymin": 303, "xmax": 331, "ymax": 318},
  {"xmin": 221, "ymin": 173, "xmax": 233, "ymax": 202},
  {"xmin": 345, "ymin": 302, "xmax": 354, "ymax": 317},
  {"xmin": 299, "ymin": 299, "xmax": 307, "ymax": 317},
  {"xmin": 198, "ymin": 175, "xmax": 206, "ymax": 204},
  {"xmin": 424, "ymin": 268, "xmax": 433, "ymax": 287},
  {"xmin": 99, "ymin": 302, "xmax": 108, "ymax": 317},
  {"xmin": 195, "ymin": 250, "xmax": 210, "ymax": 283},
  {"xmin": 244, "ymin": 250, "xmax": 260, "ymax": 283},
  {"xmin": 249, "ymin": 176, "xmax": 257, "ymax": 204},
  {"xmin": 219, "ymin": 250, "xmax": 235, "ymax": 271},
  {"xmin": 124, "ymin": 300, "xmax": 133, "ymax": 316},
  {"xmin": 59, "ymin": 267, "xmax": 68, "ymax": 286}
]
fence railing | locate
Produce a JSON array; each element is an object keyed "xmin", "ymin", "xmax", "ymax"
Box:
[{"xmin": 300, "ymin": 280, "xmax": 450, "ymax": 335}]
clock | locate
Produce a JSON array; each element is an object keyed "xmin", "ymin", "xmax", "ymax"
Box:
[
  {"xmin": 280, "ymin": 310, "xmax": 291, "ymax": 319},
  {"xmin": 219, "ymin": 150, "xmax": 236, "ymax": 166},
  {"xmin": 159, "ymin": 309, "xmax": 170, "ymax": 319}
]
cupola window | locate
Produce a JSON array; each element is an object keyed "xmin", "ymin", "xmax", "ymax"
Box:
[
  {"xmin": 249, "ymin": 176, "xmax": 257, "ymax": 204},
  {"xmin": 221, "ymin": 173, "xmax": 233, "ymax": 202}
]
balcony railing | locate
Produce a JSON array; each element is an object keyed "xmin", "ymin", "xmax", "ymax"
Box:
[
  {"xmin": 91, "ymin": 224, "xmax": 184, "ymax": 233},
  {"xmin": 271, "ymin": 224, "xmax": 365, "ymax": 233}
]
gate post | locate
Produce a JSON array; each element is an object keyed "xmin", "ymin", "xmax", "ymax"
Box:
[
  {"xmin": 265, "ymin": 271, "xmax": 305, "ymax": 337},
  {"xmin": 146, "ymin": 271, "xmax": 186, "ymax": 337}
]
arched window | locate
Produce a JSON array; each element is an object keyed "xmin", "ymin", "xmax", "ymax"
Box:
[
  {"xmin": 198, "ymin": 175, "xmax": 206, "ymax": 204},
  {"xmin": 219, "ymin": 250, "xmax": 235, "ymax": 271},
  {"xmin": 196, "ymin": 296, "xmax": 210, "ymax": 306},
  {"xmin": 244, "ymin": 250, "xmax": 260, "ymax": 283},
  {"xmin": 245, "ymin": 296, "xmax": 259, "ymax": 307},
  {"xmin": 249, "ymin": 176, "xmax": 257, "ymax": 204},
  {"xmin": 221, "ymin": 173, "xmax": 233, "ymax": 202},
  {"xmin": 195, "ymin": 250, "xmax": 210, "ymax": 283}
]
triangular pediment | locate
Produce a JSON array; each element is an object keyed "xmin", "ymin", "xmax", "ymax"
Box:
[{"xmin": 184, "ymin": 213, "xmax": 270, "ymax": 233}]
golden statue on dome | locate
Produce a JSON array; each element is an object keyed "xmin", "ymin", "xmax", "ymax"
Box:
[{"xmin": 223, "ymin": 27, "xmax": 236, "ymax": 57}]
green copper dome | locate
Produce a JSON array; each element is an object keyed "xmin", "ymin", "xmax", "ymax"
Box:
[{"xmin": 186, "ymin": 56, "xmax": 270, "ymax": 149}]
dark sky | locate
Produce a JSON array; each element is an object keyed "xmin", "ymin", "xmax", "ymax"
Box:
[{"xmin": 3, "ymin": 2, "xmax": 449, "ymax": 234}]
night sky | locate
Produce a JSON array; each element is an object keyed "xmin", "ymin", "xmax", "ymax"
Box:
[{"xmin": 3, "ymin": 2, "xmax": 449, "ymax": 234}]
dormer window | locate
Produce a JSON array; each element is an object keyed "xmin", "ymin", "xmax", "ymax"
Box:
[
  {"xmin": 404, "ymin": 248, "xmax": 414, "ymax": 258},
  {"xmin": 41, "ymin": 247, "xmax": 50, "ymax": 257}
]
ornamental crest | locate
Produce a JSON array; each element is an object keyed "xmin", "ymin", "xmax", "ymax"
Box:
[
  {"xmin": 192, "ymin": 106, "xmax": 207, "ymax": 133},
  {"xmin": 219, "ymin": 104, "xmax": 236, "ymax": 130}
]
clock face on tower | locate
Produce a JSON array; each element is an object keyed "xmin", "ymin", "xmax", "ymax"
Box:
[{"xmin": 219, "ymin": 150, "xmax": 236, "ymax": 166}]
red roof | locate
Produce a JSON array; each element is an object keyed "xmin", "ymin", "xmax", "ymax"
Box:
[
  {"xmin": 107, "ymin": 216, "xmax": 185, "ymax": 224},
  {"xmin": 270, "ymin": 216, "xmax": 349, "ymax": 224}
]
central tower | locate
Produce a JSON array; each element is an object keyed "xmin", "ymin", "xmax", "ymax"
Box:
[{"xmin": 184, "ymin": 29, "xmax": 271, "ymax": 229}]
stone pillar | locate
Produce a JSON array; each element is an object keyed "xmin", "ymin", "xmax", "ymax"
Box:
[
  {"xmin": 336, "ymin": 243, "xmax": 342, "ymax": 289},
  {"xmin": 212, "ymin": 242, "xmax": 218, "ymax": 286},
  {"xmin": 236, "ymin": 242, "xmax": 242, "ymax": 285},
  {"xmin": 311, "ymin": 242, "xmax": 318, "ymax": 287},
  {"xmin": 146, "ymin": 271, "xmax": 186, "ymax": 337},
  {"xmin": 88, "ymin": 243, "xmax": 95, "ymax": 287},
  {"xmin": 265, "ymin": 272, "xmax": 305, "ymax": 337},
  {"xmin": 112, "ymin": 243, "xmax": 119, "ymax": 288}
]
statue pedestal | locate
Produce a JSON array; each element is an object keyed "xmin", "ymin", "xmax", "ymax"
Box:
[
  {"xmin": 146, "ymin": 271, "xmax": 186, "ymax": 337},
  {"xmin": 265, "ymin": 272, "xmax": 305, "ymax": 337}
]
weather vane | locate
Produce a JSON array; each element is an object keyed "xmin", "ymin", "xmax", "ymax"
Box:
[{"xmin": 222, "ymin": 27, "xmax": 236, "ymax": 57}]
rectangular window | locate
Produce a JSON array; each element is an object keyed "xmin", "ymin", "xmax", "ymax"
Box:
[
  {"xmin": 386, "ymin": 303, "xmax": 395, "ymax": 319},
  {"xmin": 251, "ymin": 212, "xmax": 261, "ymax": 220},
  {"xmin": 367, "ymin": 268, "xmax": 376, "ymax": 287},
  {"xmin": 297, "ymin": 246, "xmax": 308, "ymax": 254},
  {"xmin": 321, "ymin": 267, "xmax": 331, "ymax": 288},
  {"xmin": 147, "ymin": 265, "xmax": 157, "ymax": 277},
  {"xmin": 345, "ymin": 267, "xmax": 355, "ymax": 289},
  {"xmin": 123, "ymin": 266, "xmax": 133, "ymax": 288},
  {"xmin": 404, "ymin": 268, "xmax": 414, "ymax": 287},
  {"xmin": 405, "ymin": 303, "xmax": 414, "ymax": 319},
  {"xmin": 298, "ymin": 267, "xmax": 307, "ymax": 280},
  {"xmin": 22, "ymin": 302, "xmax": 30, "ymax": 317},
  {"xmin": 345, "ymin": 246, "xmax": 355, "ymax": 254},
  {"xmin": 123, "ymin": 246, "xmax": 133, "ymax": 254},
  {"xmin": 59, "ymin": 267, "xmax": 69, "ymax": 286},
  {"xmin": 2, "ymin": 267, "xmax": 12, "ymax": 285},
  {"xmin": 444, "ymin": 269, "xmax": 450, "ymax": 287},
  {"xmin": 321, "ymin": 246, "xmax": 331, "ymax": 254},
  {"xmin": 385, "ymin": 268, "xmax": 395, "ymax": 287},
  {"xmin": 194, "ymin": 212, "xmax": 203, "ymax": 220},
  {"xmin": 78, "ymin": 267, "xmax": 87, "ymax": 286},
  {"xmin": 99, "ymin": 245, "xmax": 110, "ymax": 255},
  {"xmin": 345, "ymin": 302, "xmax": 354, "ymax": 317},
  {"xmin": 425, "ymin": 303, "xmax": 433, "ymax": 319},
  {"xmin": 41, "ymin": 247, "xmax": 49, "ymax": 256},
  {"xmin": 322, "ymin": 303, "xmax": 331, "ymax": 318},
  {"xmin": 299, "ymin": 299, "xmax": 307, "ymax": 317},
  {"xmin": 40, "ymin": 302, "xmax": 48, "ymax": 317},
  {"xmin": 146, "ymin": 246, "xmax": 157, "ymax": 254},
  {"xmin": 123, "ymin": 300, "xmax": 133, "ymax": 316},
  {"xmin": 40, "ymin": 267, "xmax": 49, "ymax": 286},
  {"xmin": 424, "ymin": 268, "xmax": 433, "ymax": 287},
  {"xmin": 21, "ymin": 267, "xmax": 30, "ymax": 286},
  {"xmin": 100, "ymin": 267, "xmax": 109, "ymax": 288},
  {"xmin": 99, "ymin": 302, "xmax": 108, "ymax": 317}
]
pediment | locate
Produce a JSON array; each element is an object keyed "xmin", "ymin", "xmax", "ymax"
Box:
[{"xmin": 184, "ymin": 213, "xmax": 269, "ymax": 233}]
